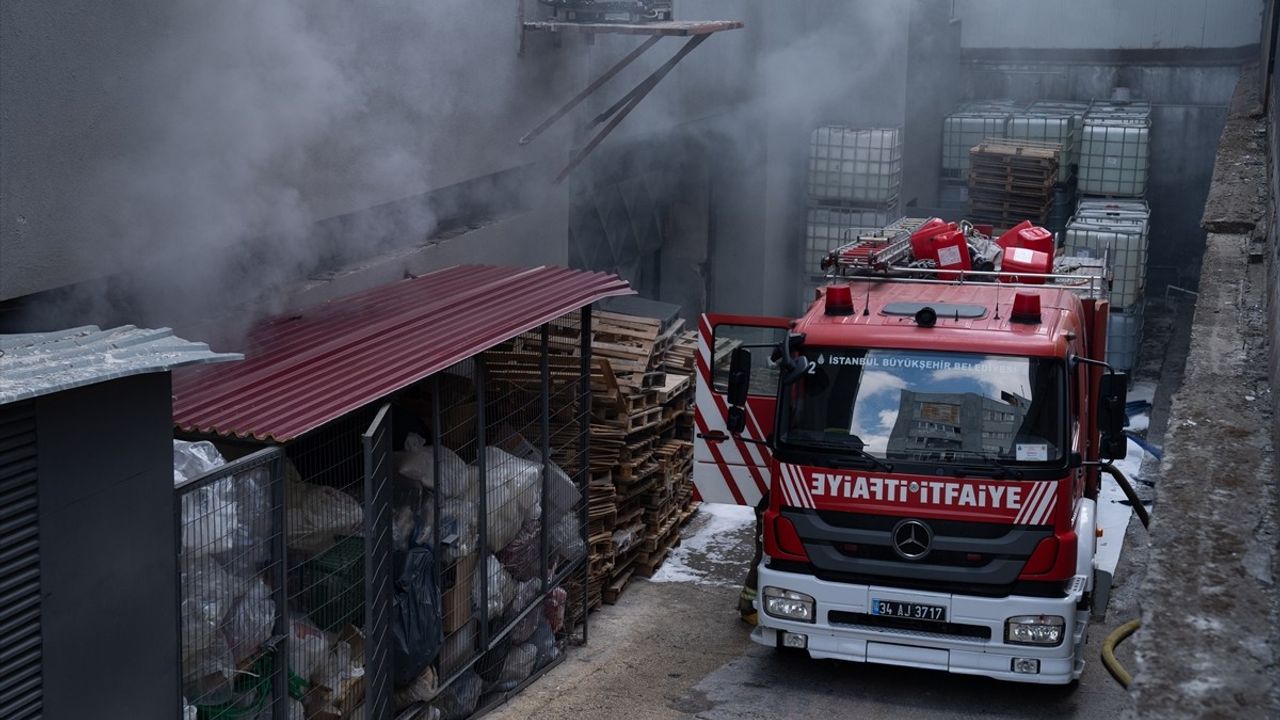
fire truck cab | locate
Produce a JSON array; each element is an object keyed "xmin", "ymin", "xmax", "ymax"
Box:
[{"xmin": 694, "ymin": 241, "xmax": 1130, "ymax": 685}]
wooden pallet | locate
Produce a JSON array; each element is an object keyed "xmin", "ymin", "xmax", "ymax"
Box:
[{"xmin": 634, "ymin": 524, "xmax": 682, "ymax": 578}]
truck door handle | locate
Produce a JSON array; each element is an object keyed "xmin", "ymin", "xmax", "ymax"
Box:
[{"xmin": 698, "ymin": 430, "xmax": 729, "ymax": 443}]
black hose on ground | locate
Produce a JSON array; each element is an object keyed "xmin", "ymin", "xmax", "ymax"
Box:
[{"xmin": 1101, "ymin": 462, "xmax": 1150, "ymax": 529}]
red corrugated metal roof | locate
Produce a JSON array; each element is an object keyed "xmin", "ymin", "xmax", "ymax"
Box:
[{"xmin": 172, "ymin": 265, "xmax": 632, "ymax": 442}]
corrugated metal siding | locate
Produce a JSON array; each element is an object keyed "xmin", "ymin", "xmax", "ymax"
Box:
[
  {"xmin": 0, "ymin": 401, "xmax": 41, "ymax": 719},
  {"xmin": 173, "ymin": 264, "xmax": 631, "ymax": 442},
  {"xmin": 0, "ymin": 325, "xmax": 241, "ymax": 405}
]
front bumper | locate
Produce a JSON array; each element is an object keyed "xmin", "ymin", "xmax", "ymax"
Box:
[{"xmin": 752, "ymin": 565, "xmax": 1089, "ymax": 684}]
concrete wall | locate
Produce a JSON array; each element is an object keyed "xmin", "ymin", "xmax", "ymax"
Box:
[{"xmin": 953, "ymin": 0, "xmax": 1263, "ymax": 49}]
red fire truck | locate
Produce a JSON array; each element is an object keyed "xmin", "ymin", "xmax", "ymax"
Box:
[{"xmin": 694, "ymin": 219, "xmax": 1129, "ymax": 684}]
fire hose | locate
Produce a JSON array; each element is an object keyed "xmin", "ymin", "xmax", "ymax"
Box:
[{"xmin": 1098, "ymin": 463, "xmax": 1149, "ymax": 688}]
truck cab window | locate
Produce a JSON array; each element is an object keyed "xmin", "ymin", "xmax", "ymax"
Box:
[
  {"xmin": 711, "ymin": 325, "xmax": 787, "ymax": 395},
  {"xmin": 778, "ymin": 348, "xmax": 1066, "ymax": 466}
]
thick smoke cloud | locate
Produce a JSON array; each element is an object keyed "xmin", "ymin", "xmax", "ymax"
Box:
[{"xmin": 24, "ymin": 1, "xmax": 524, "ymax": 345}]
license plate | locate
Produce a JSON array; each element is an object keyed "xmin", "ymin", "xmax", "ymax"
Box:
[{"xmin": 871, "ymin": 598, "xmax": 947, "ymax": 622}]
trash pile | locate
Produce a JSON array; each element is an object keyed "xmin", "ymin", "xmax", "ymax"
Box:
[{"xmin": 175, "ymin": 416, "xmax": 583, "ymax": 720}]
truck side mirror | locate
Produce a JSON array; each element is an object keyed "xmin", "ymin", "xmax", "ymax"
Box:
[
  {"xmin": 1098, "ymin": 372, "xmax": 1128, "ymax": 460},
  {"xmin": 726, "ymin": 348, "xmax": 751, "ymax": 433}
]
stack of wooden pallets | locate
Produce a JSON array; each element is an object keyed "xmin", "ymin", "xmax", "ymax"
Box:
[
  {"xmin": 967, "ymin": 139, "xmax": 1060, "ymax": 231},
  {"xmin": 489, "ymin": 309, "xmax": 700, "ymax": 614}
]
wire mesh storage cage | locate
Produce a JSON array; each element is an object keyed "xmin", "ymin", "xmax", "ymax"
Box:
[
  {"xmin": 1027, "ymin": 100, "xmax": 1089, "ymax": 169},
  {"xmin": 1078, "ymin": 101, "xmax": 1152, "ymax": 197},
  {"xmin": 1006, "ymin": 113, "xmax": 1076, "ymax": 185},
  {"xmin": 807, "ymin": 126, "xmax": 903, "ymax": 206},
  {"xmin": 1064, "ymin": 198, "xmax": 1151, "ymax": 310},
  {"xmin": 942, "ymin": 111, "xmax": 1010, "ymax": 177},
  {"xmin": 175, "ymin": 309, "xmax": 593, "ymax": 720},
  {"xmin": 1107, "ymin": 299, "xmax": 1145, "ymax": 374}
]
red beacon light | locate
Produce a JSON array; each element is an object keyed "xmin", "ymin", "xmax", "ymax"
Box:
[
  {"xmin": 825, "ymin": 284, "xmax": 855, "ymax": 316},
  {"xmin": 1010, "ymin": 292, "xmax": 1042, "ymax": 324}
]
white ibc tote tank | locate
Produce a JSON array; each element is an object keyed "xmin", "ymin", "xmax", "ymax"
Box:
[
  {"xmin": 942, "ymin": 110, "xmax": 1010, "ymax": 177},
  {"xmin": 1007, "ymin": 113, "xmax": 1075, "ymax": 184},
  {"xmin": 1079, "ymin": 101, "xmax": 1152, "ymax": 197},
  {"xmin": 808, "ymin": 126, "xmax": 903, "ymax": 205},
  {"xmin": 1065, "ymin": 198, "xmax": 1151, "ymax": 310}
]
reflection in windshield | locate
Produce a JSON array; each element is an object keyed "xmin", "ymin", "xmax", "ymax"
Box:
[{"xmin": 778, "ymin": 349, "xmax": 1065, "ymax": 464}]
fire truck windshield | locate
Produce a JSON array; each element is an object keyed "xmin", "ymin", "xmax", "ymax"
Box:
[{"xmin": 776, "ymin": 348, "xmax": 1066, "ymax": 468}]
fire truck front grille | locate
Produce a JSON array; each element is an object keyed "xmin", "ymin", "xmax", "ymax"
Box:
[
  {"xmin": 781, "ymin": 509, "xmax": 1056, "ymax": 596},
  {"xmin": 828, "ymin": 611, "xmax": 993, "ymax": 641}
]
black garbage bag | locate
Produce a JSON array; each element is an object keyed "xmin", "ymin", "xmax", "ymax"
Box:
[{"xmin": 391, "ymin": 521, "xmax": 444, "ymax": 688}]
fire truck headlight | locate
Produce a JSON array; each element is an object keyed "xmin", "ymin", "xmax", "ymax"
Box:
[
  {"xmin": 1005, "ymin": 615, "xmax": 1065, "ymax": 646},
  {"xmin": 763, "ymin": 587, "xmax": 815, "ymax": 623}
]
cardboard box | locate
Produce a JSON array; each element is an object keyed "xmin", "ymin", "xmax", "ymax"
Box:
[{"xmin": 442, "ymin": 553, "xmax": 477, "ymax": 634}]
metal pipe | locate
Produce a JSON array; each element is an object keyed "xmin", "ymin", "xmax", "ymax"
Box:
[
  {"xmin": 540, "ymin": 324, "xmax": 552, "ymax": 595},
  {"xmin": 269, "ymin": 450, "xmax": 289, "ymax": 720},
  {"xmin": 431, "ymin": 376, "xmax": 443, "ymax": 610},
  {"xmin": 555, "ymin": 33, "xmax": 709, "ymax": 183},
  {"xmin": 520, "ymin": 35, "xmax": 662, "ymax": 145},
  {"xmin": 476, "ymin": 356, "xmax": 490, "ymax": 649},
  {"xmin": 578, "ymin": 306, "xmax": 592, "ymax": 643}
]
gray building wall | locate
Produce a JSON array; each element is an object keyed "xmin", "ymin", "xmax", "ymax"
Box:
[
  {"xmin": 0, "ymin": 1, "xmax": 1260, "ymax": 333},
  {"xmin": 35, "ymin": 373, "xmax": 177, "ymax": 718},
  {"xmin": 953, "ymin": 0, "xmax": 1263, "ymax": 49},
  {"xmin": 0, "ymin": 1, "xmax": 587, "ymax": 306}
]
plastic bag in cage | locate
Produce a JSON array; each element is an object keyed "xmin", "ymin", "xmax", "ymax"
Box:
[
  {"xmin": 180, "ymin": 612, "xmax": 234, "ymax": 704},
  {"xmin": 474, "ymin": 555, "xmax": 516, "ymax": 620},
  {"xmin": 222, "ymin": 466, "xmax": 273, "ymax": 576},
  {"xmin": 391, "ymin": 528, "xmax": 444, "ymax": 688},
  {"xmin": 492, "ymin": 643, "xmax": 538, "ymax": 692},
  {"xmin": 288, "ymin": 616, "xmax": 331, "ymax": 681},
  {"xmin": 397, "ymin": 434, "xmax": 474, "ymax": 497},
  {"xmin": 507, "ymin": 436, "xmax": 581, "ymax": 523},
  {"xmin": 440, "ymin": 487, "xmax": 478, "ymax": 561},
  {"xmin": 506, "ymin": 578, "xmax": 545, "ymax": 644},
  {"xmin": 182, "ymin": 697, "xmax": 198, "ymax": 720},
  {"xmin": 510, "ymin": 607, "xmax": 541, "ymax": 645},
  {"xmin": 549, "ymin": 514, "xmax": 586, "ymax": 565},
  {"xmin": 394, "ymin": 665, "xmax": 439, "ymax": 709},
  {"xmin": 497, "ymin": 519, "xmax": 542, "ymax": 581},
  {"xmin": 432, "ymin": 670, "xmax": 481, "ymax": 720},
  {"xmin": 223, "ymin": 576, "xmax": 275, "ymax": 663},
  {"xmin": 305, "ymin": 636, "xmax": 366, "ymax": 718},
  {"xmin": 174, "ymin": 439, "xmax": 225, "ymax": 483},
  {"xmin": 480, "ymin": 447, "xmax": 542, "ymax": 550},
  {"xmin": 392, "ymin": 500, "xmax": 436, "ymax": 553},
  {"xmin": 175, "ymin": 440, "xmax": 238, "ymax": 557},
  {"xmin": 530, "ymin": 618, "xmax": 561, "ymax": 670},
  {"xmin": 543, "ymin": 586, "xmax": 568, "ymax": 633},
  {"xmin": 286, "ymin": 479, "xmax": 363, "ymax": 554},
  {"xmin": 476, "ymin": 632, "xmax": 513, "ymax": 684},
  {"xmin": 439, "ymin": 620, "xmax": 476, "ymax": 677}
]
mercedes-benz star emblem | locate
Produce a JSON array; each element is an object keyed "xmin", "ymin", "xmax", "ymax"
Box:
[{"xmin": 892, "ymin": 519, "xmax": 933, "ymax": 561}]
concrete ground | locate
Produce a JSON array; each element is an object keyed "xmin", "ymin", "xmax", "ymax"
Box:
[
  {"xmin": 486, "ymin": 505, "xmax": 1161, "ymax": 718},
  {"xmin": 486, "ymin": 511, "xmax": 1134, "ymax": 720},
  {"xmin": 483, "ymin": 298, "xmax": 1196, "ymax": 720}
]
